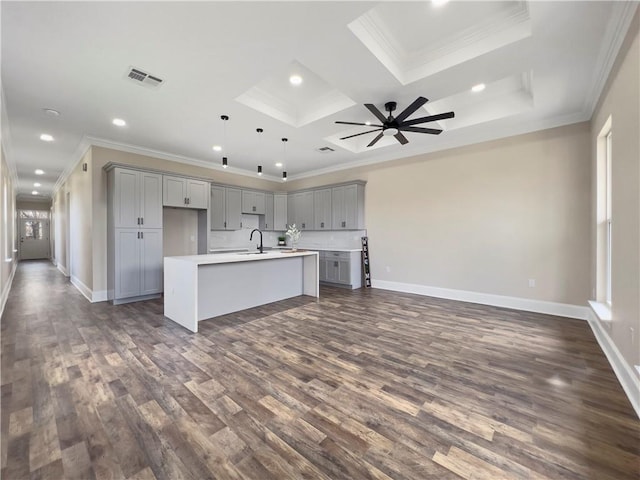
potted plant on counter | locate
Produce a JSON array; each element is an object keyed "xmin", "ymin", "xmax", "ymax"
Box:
[
  {"xmin": 278, "ymin": 235, "xmax": 286, "ymax": 246},
  {"xmin": 286, "ymin": 224, "xmax": 302, "ymax": 251}
]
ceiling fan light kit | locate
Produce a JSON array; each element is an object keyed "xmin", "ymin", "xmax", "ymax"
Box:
[{"xmin": 336, "ymin": 96, "xmax": 455, "ymax": 147}]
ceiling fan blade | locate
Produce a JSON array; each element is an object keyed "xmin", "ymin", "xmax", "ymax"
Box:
[
  {"xmin": 394, "ymin": 132, "xmax": 409, "ymax": 145},
  {"xmin": 335, "ymin": 121, "xmax": 383, "ymax": 127},
  {"xmin": 394, "ymin": 96, "xmax": 428, "ymax": 123},
  {"xmin": 399, "ymin": 126, "xmax": 442, "ymax": 135},
  {"xmin": 339, "ymin": 128, "xmax": 383, "ymax": 140},
  {"xmin": 367, "ymin": 132, "xmax": 385, "ymax": 147},
  {"xmin": 402, "ymin": 111, "xmax": 455, "ymax": 126},
  {"xmin": 365, "ymin": 104, "xmax": 388, "ymax": 123}
]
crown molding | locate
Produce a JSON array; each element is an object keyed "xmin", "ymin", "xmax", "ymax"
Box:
[
  {"xmin": 52, "ymin": 136, "xmax": 91, "ymax": 197},
  {"xmin": 583, "ymin": 1, "xmax": 638, "ymax": 117},
  {"xmin": 0, "ymin": 84, "xmax": 19, "ymax": 185}
]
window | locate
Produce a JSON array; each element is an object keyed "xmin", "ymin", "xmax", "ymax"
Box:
[
  {"xmin": 596, "ymin": 116, "xmax": 612, "ymax": 309},
  {"xmin": 605, "ymin": 131, "xmax": 612, "ymax": 305}
]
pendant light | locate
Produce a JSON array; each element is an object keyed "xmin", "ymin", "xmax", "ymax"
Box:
[
  {"xmin": 220, "ymin": 115, "xmax": 229, "ymax": 168},
  {"xmin": 281, "ymin": 137, "xmax": 288, "ymax": 181},
  {"xmin": 256, "ymin": 128, "xmax": 264, "ymax": 175}
]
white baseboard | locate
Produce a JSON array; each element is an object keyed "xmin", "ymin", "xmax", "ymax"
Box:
[
  {"xmin": 57, "ymin": 263, "xmax": 70, "ymax": 277},
  {"xmin": 70, "ymin": 275, "xmax": 93, "ymax": 303},
  {"xmin": 371, "ymin": 280, "xmax": 589, "ymax": 320},
  {"xmin": 92, "ymin": 290, "xmax": 108, "ymax": 303},
  {"xmin": 70, "ymin": 275, "xmax": 108, "ymax": 303},
  {"xmin": 0, "ymin": 261, "xmax": 17, "ymax": 318},
  {"xmin": 587, "ymin": 309, "xmax": 640, "ymax": 419}
]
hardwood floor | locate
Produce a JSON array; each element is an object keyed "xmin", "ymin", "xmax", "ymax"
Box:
[{"xmin": 1, "ymin": 260, "xmax": 638, "ymax": 480}]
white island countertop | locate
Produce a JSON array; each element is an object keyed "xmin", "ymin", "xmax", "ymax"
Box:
[
  {"xmin": 170, "ymin": 249, "xmax": 317, "ymax": 265},
  {"xmin": 164, "ymin": 250, "xmax": 319, "ymax": 332}
]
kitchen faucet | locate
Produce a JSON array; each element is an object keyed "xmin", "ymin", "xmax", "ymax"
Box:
[{"xmin": 250, "ymin": 228, "xmax": 263, "ymax": 253}]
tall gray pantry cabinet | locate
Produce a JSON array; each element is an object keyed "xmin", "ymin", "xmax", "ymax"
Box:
[{"xmin": 106, "ymin": 166, "xmax": 163, "ymax": 304}]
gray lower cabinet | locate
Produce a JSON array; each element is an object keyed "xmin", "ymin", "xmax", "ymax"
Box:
[
  {"xmin": 114, "ymin": 229, "xmax": 163, "ymax": 300},
  {"xmin": 318, "ymin": 250, "xmax": 362, "ymax": 289},
  {"xmin": 106, "ymin": 166, "xmax": 163, "ymax": 304}
]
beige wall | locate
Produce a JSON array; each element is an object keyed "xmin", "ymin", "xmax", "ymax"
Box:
[
  {"xmin": 0, "ymin": 144, "xmax": 17, "ymax": 314},
  {"xmin": 288, "ymin": 123, "xmax": 592, "ymax": 306},
  {"xmin": 16, "ymin": 199, "xmax": 52, "ymax": 210},
  {"xmin": 591, "ymin": 10, "xmax": 639, "ymax": 372},
  {"xmin": 53, "ymin": 185, "xmax": 68, "ymax": 274}
]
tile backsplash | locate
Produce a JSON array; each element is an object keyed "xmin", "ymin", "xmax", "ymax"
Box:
[{"xmin": 209, "ymin": 214, "xmax": 366, "ymax": 250}]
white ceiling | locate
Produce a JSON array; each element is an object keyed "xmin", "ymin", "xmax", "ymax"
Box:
[{"xmin": 1, "ymin": 1, "xmax": 636, "ymax": 198}]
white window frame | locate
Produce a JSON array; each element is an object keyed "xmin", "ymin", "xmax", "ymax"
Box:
[{"xmin": 605, "ymin": 131, "xmax": 612, "ymax": 306}]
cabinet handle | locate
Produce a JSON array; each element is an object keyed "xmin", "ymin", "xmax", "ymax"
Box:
[
  {"xmin": 137, "ymin": 217, "xmax": 140, "ymax": 225},
  {"xmin": 137, "ymin": 232, "xmax": 140, "ymax": 239},
  {"xmin": 140, "ymin": 217, "xmax": 144, "ymax": 225},
  {"xmin": 334, "ymin": 261, "xmax": 339, "ymax": 267},
  {"xmin": 224, "ymin": 221, "xmax": 226, "ymax": 228},
  {"xmin": 321, "ymin": 222, "xmax": 324, "ymax": 228},
  {"xmin": 302, "ymin": 223, "xmax": 305, "ymax": 229},
  {"xmin": 252, "ymin": 206, "xmax": 256, "ymax": 212},
  {"xmin": 240, "ymin": 221, "xmax": 243, "ymax": 228},
  {"xmin": 342, "ymin": 221, "xmax": 346, "ymax": 228},
  {"xmin": 187, "ymin": 198, "xmax": 190, "ymax": 205},
  {"xmin": 141, "ymin": 232, "xmax": 144, "ymax": 239}
]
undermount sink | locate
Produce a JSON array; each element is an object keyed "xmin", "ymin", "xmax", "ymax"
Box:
[{"xmin": 237, "ymin": 251, "xmax": 269, "ymax": 255}]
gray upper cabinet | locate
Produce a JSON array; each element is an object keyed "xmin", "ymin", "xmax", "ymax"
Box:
[
  {"xmin": 314, "ymin": 188, "xmax": 332, "ymax": 230},
  {"xmin": 113, "ymin": 168, "xmax": 163, "ymax": 229},
  {"xmin": 210, "ymin": 186, "xmax": 242, "ymax": 230},
  {"xmin": 288, "ymin": 191, "xmax": 314, "ymax": 230},
  {"xmin": 262, "ymin": 193, "xmax": 274, "ymax": 230},
  {"xmin": 273, "ymin": 194, "xmax": 288, "ymax": 231},
  {"xmin": 241, "ymin": 190, "xmax": 266, "ymax": 214},
  {"xmin": 332, "ymin": 183, "xmax": 365, "ymax": 230},
  {"xmin": 225, "ymin": 188, "xmax": 243, "ymax": 230},
  {"xmin": 163, "ymin": 175, "xmax": 209, "ymax": 209}
]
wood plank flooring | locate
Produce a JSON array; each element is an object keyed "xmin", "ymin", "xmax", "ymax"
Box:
[{"xmin": 1, "ymin": 260, "xmax": 638, "ymax": 479}]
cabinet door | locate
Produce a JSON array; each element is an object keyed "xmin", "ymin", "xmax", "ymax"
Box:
[
  {"xmin": 225, "ymin": 188, "xmax": 242, "ymax": 230},
  {"xmin": 186, "ymin": 180, "xmax": 209, "ymax": 209},
  {"xmin": 139, "ymin": 229, "xmax": 163, "ymax": 295},
  {"xmin": 113, "ymin": 169, "xmax": 140, "ymax": 228},
  {"xmin": 314, "ymin": 189, "xmax": 332, "ymax": 230},
  {"xmin": 210, "ymin": 186, "xmax": 226, "ymax": 230},
  {"xmin": 338, "ymin": 259, "xmax": 351, "ymax": 284},
  {"xmin": 273, "ymin": 194, "xmax": 288, "ymax": 231},
  {"xmin": 163, "ymin": 175, "xmax": 186, "ymax": 207},
  {"xmin": 241, "ymin": 190, "xmax": 255, "ymax": 214},
  {"xmin": 115, "ymin": 229, "xmax": 141, "ymax": 298},
  {"xmin": 331, "ymin": 186, "xmax": 346, "ymax": 229},
  {"xmin": 254, "ymin": 192, "xmax": 266, "ymax": 214},
  {"xmin": 287, "ymin": 194, "xmax": 296, "ymax": 228},
  {"xmin": 318, "ymin": 258, "xmax": 327, "ymax": 282},
  {"xmin": 343, "ymin": 184, "xmax": 364, "ymax": 229},
  {"xmin": 299, "ymin": 191, "xmax": 314, "ymax": 230},
  {"xmin": 263, "ymin": 194, "xmax": 274, "ymax": 230},
  {"xmin": 325, "ymin": 259, "xmax": 339, "ymax": 283},
  {"xmin": 141, "ymin": 172, "xmax": 163, "ymax": 228}
]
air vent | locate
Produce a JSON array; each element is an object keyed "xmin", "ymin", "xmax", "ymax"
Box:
[
  {"xmin": 317, "ymin": 146, "xmax": 335, "ymax": 153},
  {"xmin": 125, "ymin": 66, "xmax": 164, "ymax": 88}
]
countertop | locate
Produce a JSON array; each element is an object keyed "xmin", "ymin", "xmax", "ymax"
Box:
[
  {"xmin": 167, "ymin": 250, "xmax": 318, "ymax": 265},
  {"xmin": 209, "ymin": 246, "xmax": 362, "ymax": 253}
]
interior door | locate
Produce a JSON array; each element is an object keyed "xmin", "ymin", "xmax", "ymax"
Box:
[{"xmin": 19, "ymin": 218, "xmax": 50, "ymax": 260}]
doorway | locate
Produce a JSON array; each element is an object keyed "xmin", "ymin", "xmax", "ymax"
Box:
[{"xmin": 18, "ymin": 210, "xmax": 50, "ymax": 260}]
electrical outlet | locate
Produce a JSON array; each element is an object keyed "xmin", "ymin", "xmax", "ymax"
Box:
[{"xmin": 528, "ymin": 278, "xmax": 536, "ymax": 288}]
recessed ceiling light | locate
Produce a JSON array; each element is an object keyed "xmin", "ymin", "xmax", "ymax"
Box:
[
  {"xmin": 471, "ymin": 83, "xmax": 486, "ymax": 92},
  {"xmin": 275, "ymin": 162, "xmax": 283, "ymax": 168},
  {"xmin": 212, "ymin": 145, "xmax": 222, "ymax": 152},
  {"xmin": 43, "ymin": 108, "xmax": 60, "ymax": 117},
  {"xmin": 112, "ymin": 118, "xmax": 127, "ymax": 127},
  {"xmin": 289, "ymin": 75, "xmax": 303, "ymax": 86},
  {"xmin": 365, "ymin": 121, "xmax": 371, "ymax": 126},
  {"xmin": 35, "ymin": 169, "xmax": 45, "ymax": 175},
  {"xmin": 40, "ymin": 133, "xmax": 54, "ymax": 142},
  {"xmin": 32, "ymin": 191, "xmax": 39, "ymax": 195},
  {"xmin": 34, "ymin": 182, "xmax": 41, "ymax": 187},
  {"xmin": 432, "ymin": 0, "xmax": 449, "ymax": 6}
]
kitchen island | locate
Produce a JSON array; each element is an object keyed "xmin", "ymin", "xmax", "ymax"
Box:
[{"xmin": 164, "ymin": 250, "xmax": 319, "ymax": 332}]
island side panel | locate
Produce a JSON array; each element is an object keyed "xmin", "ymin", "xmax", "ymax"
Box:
[
  {"xmin": 197, "ymin": 256, "xmax": 303, "ymax": 321},
  {"xmin": 164, "ymin": 258, "xmax": 198, "ymax": 332},
  {"xmin": 303, "ymin": 253, "xmax": 319, "ymax": 297}
]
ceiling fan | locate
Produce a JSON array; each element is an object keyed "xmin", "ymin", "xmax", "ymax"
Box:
[{"xmin": 336, "ymin": 96, "xmax": 455, "ymax": 147}]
